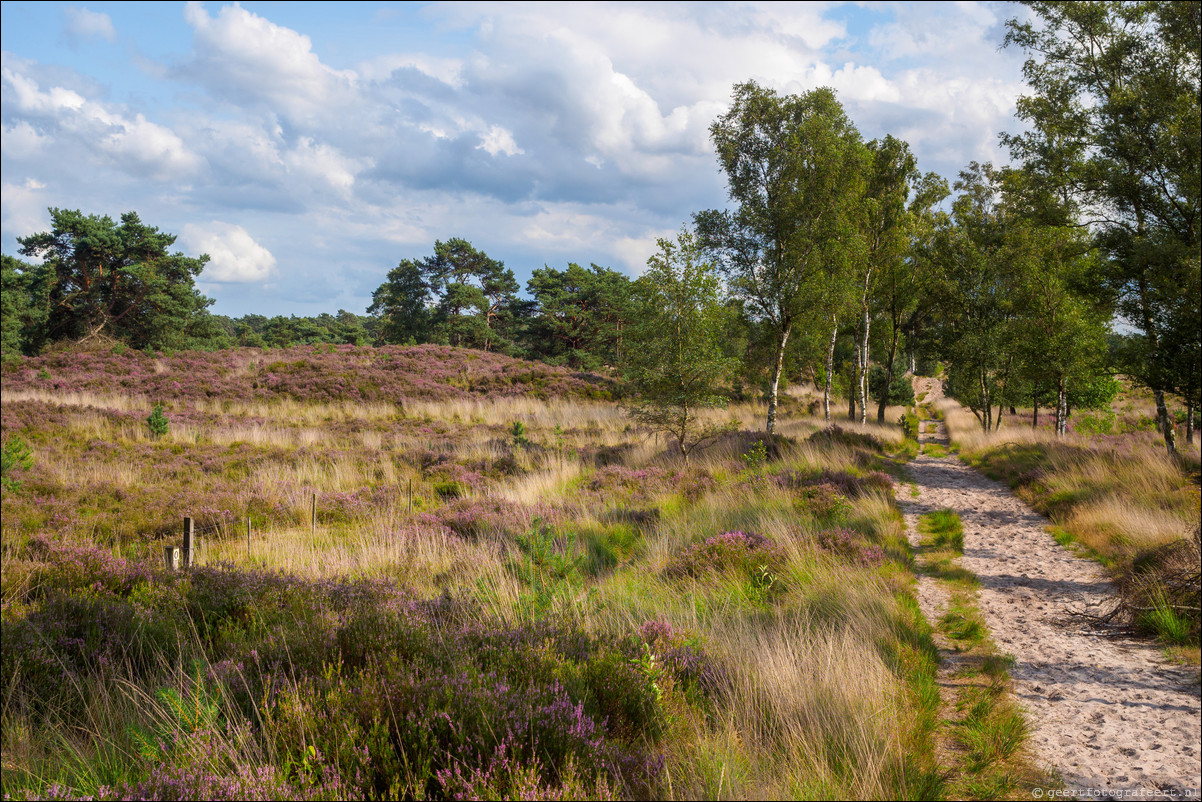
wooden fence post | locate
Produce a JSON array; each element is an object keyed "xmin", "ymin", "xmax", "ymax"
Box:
[
  {"xmin": 247, "ymin": 517, "xmax": 252, "ymax": 556},
  {"xmin": 164, "ymin": 545, "xmax": 180, "ymax": 571},
  {"xmin": 408, "ymin": 479, "xmax": 412, "ymax": 514},
  {"xmin": 311, "ymin": 492, "xmax": 317, "ymax": 532},
  {"xmin": 182, "ymin": 517, "xmax": 196, "ymax": 568}
]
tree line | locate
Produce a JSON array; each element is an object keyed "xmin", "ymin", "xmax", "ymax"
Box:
[{"xmin": 2, "ymin": 2, "xmax": 1197, "ymax": 455}]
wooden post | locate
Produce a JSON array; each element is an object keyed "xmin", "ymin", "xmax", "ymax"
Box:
[
  {"xmin": 247, "ymin": 517, "xmax": 252, "ymax": 556},
  {"xmin": 182, "ymin": 517, "xmax": 196, "ymax": 568},
  {"xmin": 408, "ymin": 479, "xmax": 412, "ymax": 514},
  {"xmin": 311, "ymin": 493, "xmax": 317, "ymax": 532},
  {"xmin": 164, "ymin": 545, "xmax": 180, "ymax": 571}
]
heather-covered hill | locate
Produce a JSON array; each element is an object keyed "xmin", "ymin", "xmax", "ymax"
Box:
[{"xmin": 0, "ymin": 343, "xmax": 614, "ymax": 404}]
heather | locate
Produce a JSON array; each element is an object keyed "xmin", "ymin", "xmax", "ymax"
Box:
[
  {"xmin": 1, "ymin": 345, "xmax": 946, "ymax": 800},
  {"xmin": 1, "ymin": 343, "xmax": 613, "ymax": 405}
]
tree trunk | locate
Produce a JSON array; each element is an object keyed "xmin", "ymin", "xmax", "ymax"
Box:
[
  {"xmin": 1154, "ymin": 388, "xmax": 1177, "ymax": 453},
  {"xmin": 877, "ymin": 327, "xmax": 900, "ymax": 424},
  {"xmin": 1187, "ymin": 400, "xmax": 1195, "ymax": 446},
  {"xmin": 859, "ymin": 306, "xmax": 870, "ymax": 425},
  {"xmin": 848, "ymin": 349, "xmax": 858, "ymax": 421},
  {"xmin": 823, "ymin": 315, "xmax": 837, "ymax": 421},
  {"xmin": 1032, "ymin": 387, "xmax": 1039, "ymax": 430},
  {"xmin": 766, "ymin": 324, "xmax": 791, "ymax": 436},
  {"xmin": 978, "ymin": 370, "xmax": 991, "ymax": 432},
  {"xmin": 1055, "ymin": 378, "xmax": 1067, "ymax": 437}
]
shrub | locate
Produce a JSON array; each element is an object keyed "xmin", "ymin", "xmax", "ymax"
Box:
[
  {"xmin": 807, "ymin": 425, "xmax": 884, "ymax": 453},
  {"xmin": 664, "ymin": 530, "xmax": 786, "ymax": 581}
]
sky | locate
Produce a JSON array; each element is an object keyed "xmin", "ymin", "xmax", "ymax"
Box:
[{"xmin": 0, "ymin": 1, "xmax": 1032, "ymax": 318}]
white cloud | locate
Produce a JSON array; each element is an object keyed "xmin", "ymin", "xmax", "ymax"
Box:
[
  {"xmin": 282, "ymin": 137, "xmax": 366, "ymax": 193},
  {"xmin": 0, "ymin": 178, "xmax": 50, "ymax": 243},
  {"xmin": 1, "ymin": 61, "xmax": 202, "ymax": 180},
  {"xmin": 64, "ymin": 7, "xmax": 116, "ymax": 43},
  {"xmin": 181, "ymin": 2, "xmax": 357, "ymax": 123},
  {"xmin": 1, "ymin": 120, "xmax": 50, "ymax": 158},
  {"xmin": 181, "ymin": 222, "xmax": 276, "ymax": 283},
  {"xmin": 476, "ymin": 125, "xmax": 523, "ymax": 157}
]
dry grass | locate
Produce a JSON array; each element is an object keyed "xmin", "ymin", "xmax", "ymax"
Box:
[{"xmin": 4, "ymin": 375, "xmax": 942, "ymax": 799}]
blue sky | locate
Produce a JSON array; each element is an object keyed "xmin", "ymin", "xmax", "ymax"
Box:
[{"xmin": 1, "ymin": 1, "xmax": 1030, "ymax": 317}]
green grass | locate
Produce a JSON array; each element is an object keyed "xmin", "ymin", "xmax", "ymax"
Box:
[
  {"xmin": 919, "ymin": 509, "xmax": 964, "ymax": 553},
  {"xmin": 1141, "ymin": 593, "xmax": 1195, "ymax": 646}
]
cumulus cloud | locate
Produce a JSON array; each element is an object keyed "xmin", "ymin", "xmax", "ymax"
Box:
[
  {"xmin": 476, "ymin": 125, "xmax": 523, "ymax": 157},
  {"xmin": 2, "ymin": 1, "xmax": 1030, "ymax": 315},
  {"xmin": 181, "ymin": 222, "xmax": 277, "ymax": 283},
  {"xmin": 1, "ymin": 59, "xmax": 202, "ymax": 180},
  {"xmin": 179, "ymin": 2, "xmax": 357, "ymax": 123},
  {"xmin": 1, "ymin": 120, "xmax": 50, "ymax": 158},
  {"xmin": 63, "ymin": 6, "xmax": 116, "ymax": 43},
  {"xmin": 0, "ymin": 178, "xmax": 50, "ymax": 242}
]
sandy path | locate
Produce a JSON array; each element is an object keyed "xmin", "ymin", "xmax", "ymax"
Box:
[{"xmin": 903, "ymin": 378, "xmax": 1201, "ymax": 797}]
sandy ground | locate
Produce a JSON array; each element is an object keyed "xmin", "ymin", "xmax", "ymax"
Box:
[{"xmin": 903, "ymin": 377, "xmax": 1201, "ymax": 797}]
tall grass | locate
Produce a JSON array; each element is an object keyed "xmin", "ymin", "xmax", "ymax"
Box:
[
  {"xmin": 939, "ymin": 383, "xmax": 1200, "ymax": 649},
  {"xmin": 3, "ymin": 354, "xmax": 956, "ymax": 800}
]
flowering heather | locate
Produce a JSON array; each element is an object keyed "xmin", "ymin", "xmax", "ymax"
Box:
[
  {"xmin": 419, "ymin": 497, "xmax": 561, "ymax": 541},
  {"xmin": 817, "ymin": 526, "xmax": 888, "ymax": 567},
  {"xmin": 585, "ymin": 465, "xmax": 715, "ymax": 502},
  {"xmin": 773, "ymin": 468, "xmax": 893, "ymax": 498},
  {"xmin": 663, "ymin": 530, "xmax": 787, "ymax": 580},
  {"xmin": 3, "ymin": 540, "xmax": 664, "ymax": 800},
  {"xmin": 1, "ymin": 344, "xmax": 613, "ymax": 403},
  {"xmin": 638, "ymin": 619, "xmax": 725, "ymax": 702}
]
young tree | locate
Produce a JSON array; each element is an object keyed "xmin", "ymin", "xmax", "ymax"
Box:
[
  {"xmin": 16, "ymin": 208, "xmax": 218, "ymax": 351},
  {"xmin": 696, "ymin": 82, "xmax": 865, "ymax": 435},
  {"xmin": 625, "ymin": 229, "xmax": 738, "ymax": 464},
  {"xmin": 1003, "ymin": 1, "xmax": 1201, "ymax": 453}
]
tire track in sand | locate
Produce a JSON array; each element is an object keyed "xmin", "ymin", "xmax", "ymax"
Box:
[{"xmin": 904, "ymin": 377, "xmax": 1200, "ymax": 798}]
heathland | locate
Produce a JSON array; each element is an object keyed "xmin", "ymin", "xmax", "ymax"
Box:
[{"xmin": 3, "ymin": 342, "xmax": 1198, "ymax": 800}]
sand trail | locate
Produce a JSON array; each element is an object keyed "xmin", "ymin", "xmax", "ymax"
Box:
[{"xmin": 902, "ymin": 377, "xmax": 1200, "ymax": 797}]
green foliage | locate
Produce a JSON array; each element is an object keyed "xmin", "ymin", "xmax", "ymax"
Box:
[
  {"xmin": 1, "ymin": 436, "xmax": 34, "ymax": 492},
  {"xmin": 146, "ymin": 404, "xmax": 169, "ymax": 440},
  {"xmin": 370, "ymin": 238, "xmax": 519, "ymax": 352},
  {"xmin": 869, "ymin": 364, "xmax": 915, "ymax": 406},
  {"xmin": 525, "ymin": 263, "xmax": 636, "ymax": 369},
  {"xmin": 1003, "ymin": 2, "xmax": 1200, "ymax": 453},
  {"xmin": 696, "ymin": 81, "xmax": 866, "ymax": 434},
  {"xmin": 1, "ymin": 255, "xmax": 49, "ymax": 355},
  {"xmin": 920, "ymin": 509, "xmax": 964, "ymax": 552},
  {"xmin": 217, "ymin": 310, "xmax": 372, "ymax": 348},
  {"xmin": 510, "ymin": 420, "xmax": 531, "ymax": 449},
  {"xmin": 15, "ymin": 208, "xmax": 221, "ymax": 351},
  {"xmin": 742, "ymin": 440, "xmax": 768, "ymax": 472},
  {"xmin": 625, "ymin": 228, "xmax": 738, "ymax": 463},
  {"xmin": 1139, "ymin": 592, "xmax": 1193, "ymax": 646}
]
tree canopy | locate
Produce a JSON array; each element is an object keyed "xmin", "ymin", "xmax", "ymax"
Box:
[{"xmin": 9, "ymin": 208, "xmax": 220, "ymax": 353}]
